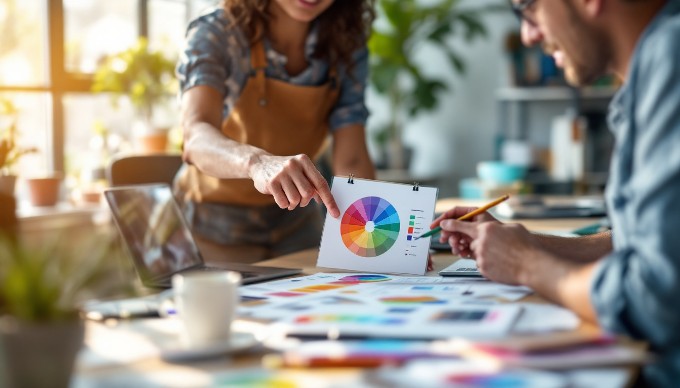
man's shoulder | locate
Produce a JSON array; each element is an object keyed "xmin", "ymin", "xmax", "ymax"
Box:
[
  {"xmin": 638, "ymin": 8, "xmax": 680, "ymax": 63},
  {"xmin": 632, "ymin": 11, "xmax": 680, "ymax": 91}
]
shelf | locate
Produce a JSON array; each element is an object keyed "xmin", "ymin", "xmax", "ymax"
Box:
[
  {"xmin": 17, "ymin": 201, "xmax": 110, "ymax": 233},
  {"xmin": 495, "ymin": 86, "xmax": 618, "ymax": 102},
  {"xmin": 376, "ymin": 169, "xmax": 441, "ymax": 186}
]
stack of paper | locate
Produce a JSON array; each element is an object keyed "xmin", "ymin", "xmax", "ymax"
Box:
[{"xmin": 450, "ymin": 332, "xmax": 648, "ymax": 369}]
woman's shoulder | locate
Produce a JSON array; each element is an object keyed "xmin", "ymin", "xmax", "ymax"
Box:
[
  {"xmin": 186, "ymin": 6, "xmax": 248, "ymax": 48},
  {"xmin": 187, "ymin": 6, "xmax": 237, "ymax": 34}
]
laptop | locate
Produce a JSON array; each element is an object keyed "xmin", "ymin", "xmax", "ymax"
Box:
[
  {"xmin": 438, "ymin": 259, "xmax": 483, "ymax": 278},
  {"xmin": 494, "ymin": 195, "xmax": 607, "ymax": 219},
  {"xmin": 104, "ymin": 184, "xmax": 301, "ymax": 288}
]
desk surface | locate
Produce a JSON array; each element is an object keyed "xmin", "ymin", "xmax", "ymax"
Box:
[
  {"xmin": 75, "ymin": 198, "xmax": 635, "ymax": 387},
  {"xmin": 77, "ymin": 255, "xmax": 640, "ymax": 387}
]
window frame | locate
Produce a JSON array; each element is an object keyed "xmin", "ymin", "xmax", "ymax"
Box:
[{"xmin": 0, "ymin": 0, "xmax": 190, "ymax": 174}]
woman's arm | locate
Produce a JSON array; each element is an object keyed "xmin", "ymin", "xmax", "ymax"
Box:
[
  {"xmin": 180, "ymin": 85, "xmax": 339, "ymax": 216},
  {"xmin": 331, "ymin": 124, "xmax": 375, "ymax": 180},
  {"xmin": 181, "ymin": 85, "xmax": 267, "ymax": 179}
]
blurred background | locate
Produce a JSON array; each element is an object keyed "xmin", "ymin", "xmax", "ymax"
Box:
[{"xmin": 0, "ymin": 0, "xmax": 618, "ymax": 206}]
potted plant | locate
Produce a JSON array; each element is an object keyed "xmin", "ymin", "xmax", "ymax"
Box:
[
  {"xmin": 0, "ymin": 231, "xmax": 117, "ymax": 388},
  {"xmin": 92, "ymin": 37, "xmax": 177, "ymax": 154},
  {"xmin": 0, "ymin": 97, "xmax": 38, "ymax": 196},
  {"xmin": 368, "ymin": 0, "xmax": 502, "ymax": 169}
]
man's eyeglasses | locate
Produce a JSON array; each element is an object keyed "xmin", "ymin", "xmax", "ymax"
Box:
[{"xmin": 510, "ymin": 0, "xmax": 538, "ymax": 25}]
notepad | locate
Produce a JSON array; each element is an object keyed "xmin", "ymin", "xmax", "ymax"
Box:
[{"xmin": 317, "ymin": 176, "xmax": 438, "ymax": 275}]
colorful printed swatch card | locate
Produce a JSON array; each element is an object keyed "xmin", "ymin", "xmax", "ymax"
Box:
[
  {"xmin": 271, "ymin": 304, "xmax": 522, "ymax": 340},
  {"xmin": 317, "ymin": 176, "xmax": 438, "ymax": 275}
]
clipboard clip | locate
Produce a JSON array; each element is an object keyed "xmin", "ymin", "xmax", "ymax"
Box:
[
  {"xmin": 348, "ymin": 174, "xmax": 355, "ymax": 184},
  {"xmin": 413, "ymin": 182, "xmax": 420, "ymax": 191}
]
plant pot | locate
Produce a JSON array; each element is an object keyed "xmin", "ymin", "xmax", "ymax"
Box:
[
  {"xmin": 0, "ymin": 174, "xmax": 17, "ymax": 197},
  {"xmin": 133, "ymin": 119, "xmax": 169, "ymax": 154},
  {"xmin": 25, "ymin": 175, "xmax": 63, "ymax": 207},
  {"xmin": 384, "ymin": 138, "xmax": 413, "ymax": 170},
  {"xmin": 0, "ymin": 316, "xmax": 85, "ymax": 388},
  {"xmin": 136, "ymin": 131, "xmax": 169, "ymax": 154}
]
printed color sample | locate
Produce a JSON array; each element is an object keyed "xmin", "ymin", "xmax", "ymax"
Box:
[{"xmin": 341, "ymin": 196, "xmax": 400, "ymax": 257}]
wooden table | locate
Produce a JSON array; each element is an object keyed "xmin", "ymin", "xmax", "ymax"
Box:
[{"xmin": 74, "ymin": 199, "xmax": 640, "ymax": 387}]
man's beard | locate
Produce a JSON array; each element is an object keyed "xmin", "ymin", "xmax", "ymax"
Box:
[{"xmin": 545, "ymin": 6, "xmax": 610, "ymax": 86}]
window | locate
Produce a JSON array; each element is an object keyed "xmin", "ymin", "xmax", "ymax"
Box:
[
  {"xmin": 0, "ymin": 0, "xmax": 211, "ymax": 197},
  {"xmin": 0, "ymin": 0, "xmax": 48, "ymax": 86},
  {"xmin": 64, "ymin": 0, "xmax": 138, "ymax": 74}
]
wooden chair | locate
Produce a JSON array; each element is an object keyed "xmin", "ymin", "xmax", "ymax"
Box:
[{"xmin": 106, "ymin": 153, "xmax": 183, "ymax": 187}]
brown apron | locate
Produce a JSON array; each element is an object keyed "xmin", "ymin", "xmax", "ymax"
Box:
[{"xmin": 177, "ymin": 39, "xmax": 339, "ymax": 206}]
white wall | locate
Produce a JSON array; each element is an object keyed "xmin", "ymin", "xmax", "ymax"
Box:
[{"xmin": 365, "ymin": 0, "xmax": 519, "ymax": 196}]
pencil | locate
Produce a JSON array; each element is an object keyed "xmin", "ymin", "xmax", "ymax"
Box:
[{"xmin": 415, "ymin": 194, "xmax": 510, "ymax": 240}]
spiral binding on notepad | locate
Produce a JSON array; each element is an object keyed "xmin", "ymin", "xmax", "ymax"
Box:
[
  {"xmin": 348, "ymin": 174, "xmax": 355, "ymax": 184},
  {"xmin": 412, "ymin": 182, "xmax": 420, "ymax": 191}
]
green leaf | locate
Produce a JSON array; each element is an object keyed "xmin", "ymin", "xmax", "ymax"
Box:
[
  {"xmin": 370, "ymin": 62, "xmax": 401, "ymax": 94},
  {"xmin": 91, "ymin": 37, "xmax": 176, "ymax": 114},
  {"xmin": 426, "ymin": 22, "xmax": 452, "ymax": 44},
  {"xmin": 368, "ymin": 0, "xmax": 496, "ymax": 120},
  {"xmin": 457, "ymin": 12, "xmax": 488, "ymax": 41},
  {"xmin": 0, "ymin": 232, "xmax": 121, "ymax": 322},
  {"xmin": 410, "ymin": 78, "xmax": 448, "ymax": 115},
  {"xmin": 368, "ymin": 31, "xmax": 402, "ymax": 61},
  {"xmin": 446, "ymin": 51, "xmax": 467, "ymax": 74}
]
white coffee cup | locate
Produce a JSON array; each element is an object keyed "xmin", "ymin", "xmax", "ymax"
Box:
[{"xmin": 171, "ymin": 271, "xmax": 241, "ymax": 348}]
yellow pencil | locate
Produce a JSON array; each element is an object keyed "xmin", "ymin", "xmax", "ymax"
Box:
[{"xmin": 415, "ymin": 194, "xmax": 510, "ymax": 240}]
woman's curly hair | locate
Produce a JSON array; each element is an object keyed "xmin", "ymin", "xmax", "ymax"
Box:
[{"xmin": 223, "ymin": 0, "xmax": 375, "ymax": 71}]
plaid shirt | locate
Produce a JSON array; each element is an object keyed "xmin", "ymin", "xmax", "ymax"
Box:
[{"xmin": 176, "ymin": 7, "xmax": 369, "ymax": 132}]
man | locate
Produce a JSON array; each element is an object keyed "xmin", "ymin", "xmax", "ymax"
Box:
[{"xmin": 434, "ymin": 0, "xmax": 680, "ymax": 385}]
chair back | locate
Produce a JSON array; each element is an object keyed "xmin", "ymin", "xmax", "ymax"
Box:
[{"xmin": 107, "ymin": 154, "xmax": 183, "ymax": 187}]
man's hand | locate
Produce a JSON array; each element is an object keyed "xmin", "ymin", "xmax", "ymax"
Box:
[
  {"xmin": 249, "ymin": 154, "xmax": 340, "ymax": 218},
  {"xmin": 431, "ymin": 206, "xmax": 499, "ymax": 257},
  {"xmin": 439, "ymin": 219, "xmax": 540, "ymax": 286}
]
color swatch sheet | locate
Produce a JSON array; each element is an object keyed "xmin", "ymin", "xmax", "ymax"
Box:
[
  {"xmin": 239, "ymin": 273, "xmax": 529, "ymax": 339},
  {"xmin": 317, "ymin": 176, "xmax": 438, "ymax": 275}
]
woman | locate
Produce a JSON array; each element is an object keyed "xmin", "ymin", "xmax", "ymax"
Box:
[{"xmin": 175, "ymin": 0, "xmax": 376, "ymax": 262}]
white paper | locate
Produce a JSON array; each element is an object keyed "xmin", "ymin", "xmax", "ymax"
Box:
[
  {"xmin": 512, "ymin": 303, "xmax": 581, "ymax": 333},
  {"xmin": 239, "ymin": 273, "xmax": 531, "ymax": 323},
  {"xmin": 317, "ymin": 177, "xmax": 438, "ymax": 275},
  {"xmin": 271, "ymin": 304, "xmax": 522, "ymax": 340}
]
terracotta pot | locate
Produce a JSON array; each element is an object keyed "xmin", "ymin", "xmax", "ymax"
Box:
[
  {"xmin": 25, "ymin": 175, "xmax": 62, "ymax": 207},
  {"xmin": 0, "ymin": 317, "xmax": 85, "ymax": 388},
  {"xmin": 136, "ymin": 132, "xmax": 169, "ymax": 154}
]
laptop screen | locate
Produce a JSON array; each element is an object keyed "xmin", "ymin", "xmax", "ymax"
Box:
[{"xmin": 105, "ymin": 184, "xmax": 203, "ymax": 282}]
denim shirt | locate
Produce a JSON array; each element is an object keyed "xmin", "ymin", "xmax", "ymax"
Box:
[
  {"xmin": 176, "ymin": 7, "xmax": 369, "ymax": 132},
  {"xmin": 591, "ymin": 0, "xmax": 680, "ymax": 384}
]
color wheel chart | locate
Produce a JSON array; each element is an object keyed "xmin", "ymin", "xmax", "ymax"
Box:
[
  {"xmin": 341, "ymin": 196, "xmax": 400, "ymax": 257},
  {"xmin": 318, "ymin": 176, "xmax": 438, "ymax": 275},
  {"xmin": 335, "ymin": 274, "xmax": 391, "ymax": 283}
]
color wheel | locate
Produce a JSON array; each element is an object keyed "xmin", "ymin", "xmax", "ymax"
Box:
[
  {"xmin": 336, "ymin": 274, "xmax": 391, "ymax": 283},
  {"xmin": 341, "ymin": 196, "xmax": 400, "ymax": 257}
]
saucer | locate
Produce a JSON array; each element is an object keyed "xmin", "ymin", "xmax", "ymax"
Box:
[{"xmin": 161, "ymin": 331, "xmax": 259, "ymax": 362}]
